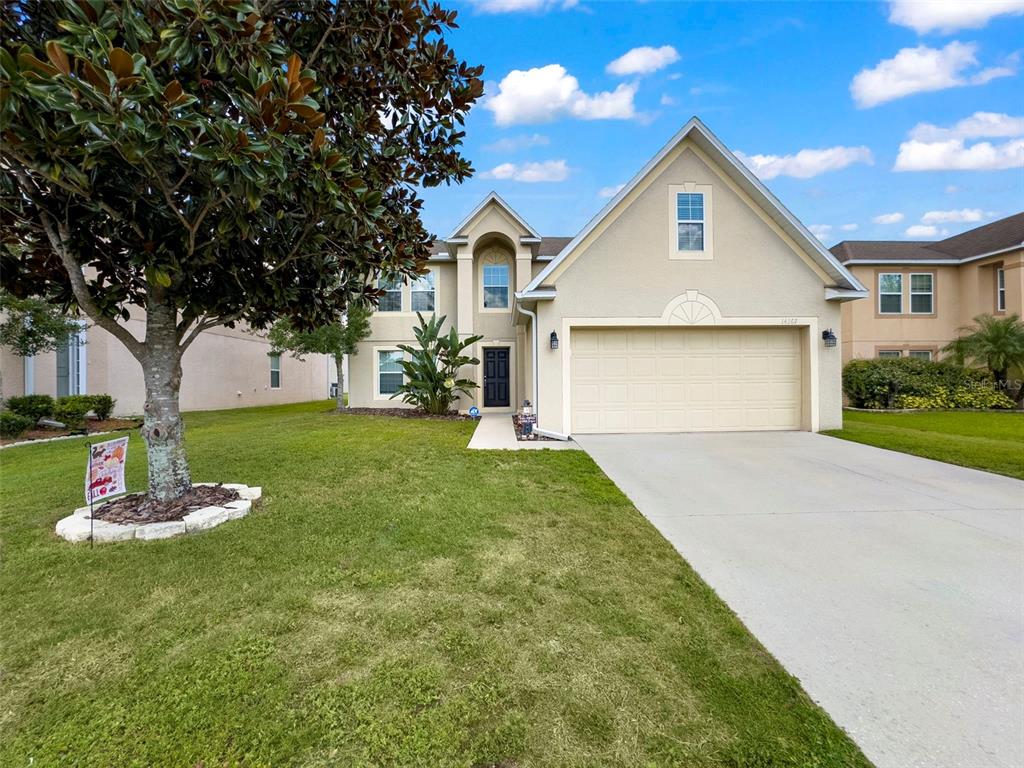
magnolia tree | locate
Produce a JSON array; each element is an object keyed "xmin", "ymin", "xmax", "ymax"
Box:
[
  {"xmin": 267, "ymin": 302, "xmax": 371, "ymax": 411},
  {"xmin": 0, "ymin": 0, "xmax": 482, "ymax": 501},
  {"xmin": 0, "ymin": 290, "xmax": 81, "ymax": 401}
]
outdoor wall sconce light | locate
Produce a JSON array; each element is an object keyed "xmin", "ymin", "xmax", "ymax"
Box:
[
  {"xmin": 550, "ymin": 331, "xmax": 559, "ymax": 350},
  {"xmin": 822, "ymin": 329, "xmax": 837, "ymax": 348}
]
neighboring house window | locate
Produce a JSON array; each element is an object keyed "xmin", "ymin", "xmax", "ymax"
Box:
[
  {"xmin": 909, "ymin": 350, "xmax": 932, "ymax": 361},
  {"xmin": 269, "ymin": 353, "xmax": 281, "ymax": 389},
  {"xmin": 378, "ymin": 275, "xmax": 402, "ymax": 312},
  {"xmin": 56, "ymin": 323, "xmax": 87, "ymax": 396},
  {"xmin": 909, "ymin": 273, "xmax": 934, "ymax": 314},
  {"xmin": 997, "ymin": 268, "xmax": 1006, "ymax": 311},
  {"xmin": 878, "ymin": 350, "xmax": 902, "ymax": 359},
  {"xmin": 676, "ymin": 192, "xmax": 704, "ymax": 251},
  {"xmin": 378, "ymin": 350, "xmax": 403, "ymax": 395},
  {"xmin": 483, "ymin": 264, "xmax": 509, "ymax": 309},
  {"xmin": 411, "ymin": 270, "xmax": 435, "ymax": 313},
  {"xmin": 878, "ymin": 273, "xmax": 902, "ymax": 314}
]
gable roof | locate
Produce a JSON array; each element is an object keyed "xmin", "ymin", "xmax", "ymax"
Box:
[
  {"xmin": 832, "ymin": 212, "xmax": 1024, "ymax": 265},
  {"xmin": 428, "ymin": 235, "xmax": 571, "ymax": 259},
  {"xmin": 446, "ymin": 191, "xmax": 541, "ymax": 241},
  {"xmin": 522, "ymin": 117, "xmax": 865, "ymax": 294}
]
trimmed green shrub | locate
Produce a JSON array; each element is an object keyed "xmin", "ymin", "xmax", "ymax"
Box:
[
  {"xmin": 843, "ymin": 357, "xmax": 1013, "ymax": 410},
  {"xmin": 53, "ymin": 396, "xmax": 91, "ymax": 429},
  {"xmin": 86, "ymin": 394, "xmax": 116, "ymax": 420},
  {"xmin": 4, "ymin": 394, "xmax": 54, "ymax": 421},
  {"xmin": 0, "ymin": 411, "xmax": 34, "ymax": 439}
]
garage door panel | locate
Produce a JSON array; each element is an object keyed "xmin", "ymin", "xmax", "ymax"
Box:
[{"xmin": 571, "ymin": 327, "xmax": 802, "ymax": 434}]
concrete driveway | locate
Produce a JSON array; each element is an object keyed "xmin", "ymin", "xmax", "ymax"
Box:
[{"xmin": 576, "ymin": 431, "xmax": 1024, "ymax": 768}]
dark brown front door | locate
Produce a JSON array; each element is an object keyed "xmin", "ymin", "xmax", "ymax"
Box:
[{"xmin": 483, "ymin": 348, "xmax": 510, "ymax": 407}]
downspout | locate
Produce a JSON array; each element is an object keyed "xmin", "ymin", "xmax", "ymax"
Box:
[
  {"xmin": 517, "ymin": 302, "xmax": 569, "ymax": 441},
  {"xmin": 518, "ymin": 303, "xmax": 540, "ymax": 429}
]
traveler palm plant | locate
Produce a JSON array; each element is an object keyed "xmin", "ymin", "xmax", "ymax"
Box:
[{"xmin": 393, "ymin": 314, "xmax": 482, "ymax": 414}]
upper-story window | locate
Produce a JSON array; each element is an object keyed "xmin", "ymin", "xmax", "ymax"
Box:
[
  {"xmin": 378, "ymin": 275, "xmax": 402, "ymax": 312},
  {"xmin": 676, "ymin": 193, "xmax": 704, "ymax": 251},
  {"xmin": 411, "ymin": 271, "xmax": 435, "ymax": 313},
  {"xmin": 997, "ymin": 268, "xmax": 1006, "ymax": 311},
  {"xmin": 878, "ymin": 273, "xmax": 902, "ymax": 314},
  {"xmin": 483, "ymin": 263, "xmax": 509, "ymax": 309},
  {"xmin": 909, "ymin": 273, "xmax": 934, "ymax": 314}
]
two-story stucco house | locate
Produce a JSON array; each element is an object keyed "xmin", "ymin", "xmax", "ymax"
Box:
[
  {"xmin": 831, "ymin": 213, "xmax": 1024, "ymax": 363},
  {"xmin": 349, "ymin": 118, "xmax": 867, "ymax": 437}
]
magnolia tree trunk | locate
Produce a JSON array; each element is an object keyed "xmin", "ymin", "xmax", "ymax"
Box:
[
  {"xmin": 335, "ymin": 354, "xmax": 346, "ymax": 410},
  {"xmin": 140, "ymin": 300, "xmax": 191, "ymax": 502}
]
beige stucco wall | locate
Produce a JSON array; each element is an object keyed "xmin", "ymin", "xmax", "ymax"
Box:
[
  {"xmin": 532, "ymin": 140, "xmax": 844, "ymax": 434},
  {"xmin": 348, "ymin": 202, "xmax": 533, "ymax": 411},
  {"xmin": 3, "ymin": 320, "xmax": 331, "ymax": 416},
  {"xmin": 840, "ymin": 249, "xmax": 1023, "ymax": 363}
]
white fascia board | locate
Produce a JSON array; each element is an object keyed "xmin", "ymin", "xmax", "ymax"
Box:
[
  {"xmin": 841, "ymin": 259, "xmax": 960, "ymax": 266},
  {"xmin": 523, "ymin": 117, "xmax": 865, "ymax": 294},
  {"xmin": 520, "ymin": 236, "xmax": 541, "ymax": 244},
  {"xmin": 825, "ymin": 287, "xmax": 869, "ymax": 301},
  {"xmin": 446, "ymin": 191, "xmax": 542, "ymax": 240},
  {"xmin": 515, "ymin": 289, "xmax": 556, "ymax": 301}
]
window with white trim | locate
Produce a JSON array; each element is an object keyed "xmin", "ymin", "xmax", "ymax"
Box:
[
  {"xmin": 908, "ymin": 350, "xmax": 933, "ymax": 361},
  {"xmin": 676, "ymin": 192, "xmax": 704, "ymax": 251},
  {"xmin": 878, "ymin": 273, "xmax": 902, "ymax": 314},
  {"xmin": 411, "ymin": 270, "xmax": 435, "ymax": 313},
  {"xmin": 997, "ymin": 268, "xmax": 1006, "ymax": 311},
  {"xmin": 269, "ymin": 353, "xmax": 281, "ymax": 389},
  {"xmin": 378, "ymin": 275, "xmax": 402, "ymax": 312},
  {"xmin": 909, "ymin": 273, "xmax": 933, "ymax": 314},
  {"xmin": 483, "ymin": 263, "xmax": 509, "ymax": 309},
  {"xmin": 377, "ymin": 350, "xmax": 403, "ymax": 395},
  {"xmin": 878, "ymin": 350, "xmax": 902, "ymax": 359}
]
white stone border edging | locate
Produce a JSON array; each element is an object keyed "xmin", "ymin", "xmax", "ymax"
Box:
[
  {"xmin": 55, "ymin": 483, "xmax": 262, "ymax": 543},
  {"xmin": 2, "ymin": 430, "xmax": 121, "ymax": 450}
]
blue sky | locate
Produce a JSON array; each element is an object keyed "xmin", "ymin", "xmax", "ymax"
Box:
[{"xmin": 417, "ymin": 0, "xmax": 1023, "ymax": 246}]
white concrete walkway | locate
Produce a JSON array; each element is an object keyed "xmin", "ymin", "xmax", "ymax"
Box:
[{"xmin": 467, "ymin": 413, "xmax": 578, "ymax": 450}]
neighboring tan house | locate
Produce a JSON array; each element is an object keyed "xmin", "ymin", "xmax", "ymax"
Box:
[
  {"xmin": 349, "ymin": 117, "xmax": 867, "ymax": 436},
  {"xmin": 0, "ymin": 310, "xmax": 334, "ymax": 415},
  {"xmin": 830, "ymin": 213, "xmax": 1024, "ymax": 363}
]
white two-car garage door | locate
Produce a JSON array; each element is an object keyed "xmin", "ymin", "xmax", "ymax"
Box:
[{"xmin": 571, "ymin": 327, "xmax": 803, "ymax": 434}]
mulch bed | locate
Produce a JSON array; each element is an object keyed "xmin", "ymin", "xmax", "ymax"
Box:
[
  {"xmin": 92, "ymin": 484, "xmax": 240, "ymax": 525},
  {"xmin": 1, "ymin": 418, "xmax": 142, "ymax": 446},
  {"xmin": 512, "ymin": 414, "xmax": 556, "ymax": 441},
  {"xmin": 335, "ymin": 407, "xmax": 471, "ymax": 421}
]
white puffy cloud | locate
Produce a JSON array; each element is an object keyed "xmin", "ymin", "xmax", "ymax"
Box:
[
  {"xmin": 483, "ymin": 133, "xmax": 550, "ymax": 152},
  {"xmin": 908, "ymin": 111, "xmax": 1024, "ymax": 141},
  {"xmin": 945, "ymin": 184, "xmax": 959, "ymax": 193},
  {"xmin": 485, "ymin": 64, "xmax": 637, "ymax": 125},
  {"xmin": 606, "ymin": 45, "xmax": 680, "ymax": 76},
  {"xmin": 471, "ymin": 0, "xmax": 577, "ymax": 13},
  {"xmin": 921, "ymin": 208, "xmax": 987, "ymax": 224},
  {"xmin": 734, "ymin": 146, "xmax": 873, "ymax": 179},
  {"xmin": 808, "ymin": 224, "xmax": 833, "ymax": 240},
  {"xmin": 896, "ymin": 111, "xmax": 1024, "ymax": 171},
  {"xmin": 659, "ymin": 94, "xmax": 676, "ymax": 106},
  {"xmin": 598, "ymin": 183, "xmax": 625, "ymax": 198},
  {"xmin": 850, "ymin": 42, "xmax": 1015, "ymax": 108},
  {"xmin": 840, "ymin": 223, "xmax": 859, "ymax": 231},
  {"xmin": 905, "ymin": 225, "xmax": 941, "ymax": 237},
  {"xmin": 894, "ymin": 138, "xmax": 1024, "ymax": 171},
  {"xmin": 888, "ymin": 0, "xmax": 1024, "ymax": 33},
  {"xmin": 873, "ymin": 212, "xmax": 905, "ymax": 224},
  {"xmin": 480, "ymin": 159, "xmax": 570, "ymax": 182}
]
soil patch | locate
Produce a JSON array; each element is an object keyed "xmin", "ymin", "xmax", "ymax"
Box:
[
  {"xmin": 93, "ymin": 484, "xmax": 240, "ymax": 525},
  {"xmin": 335, "ymin": 407, "xmax": 470, "ymax": 421},
  {"xmin": 1, "ymin": 418, "xmax": 141, "ymax": 446}
]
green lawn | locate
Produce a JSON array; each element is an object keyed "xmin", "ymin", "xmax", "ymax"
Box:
[
  {"xmin": 0, "ymin": 402, "xmax": 868, "ymax": 767},
  {"xmin": 825, "ymin": 410, "xmax": 1024, "ymax": 480}
]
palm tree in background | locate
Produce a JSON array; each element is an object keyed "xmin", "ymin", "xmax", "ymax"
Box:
[{"xmin": 943, "ymin": 314, "xmax": 1024, "ymax": 398}]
